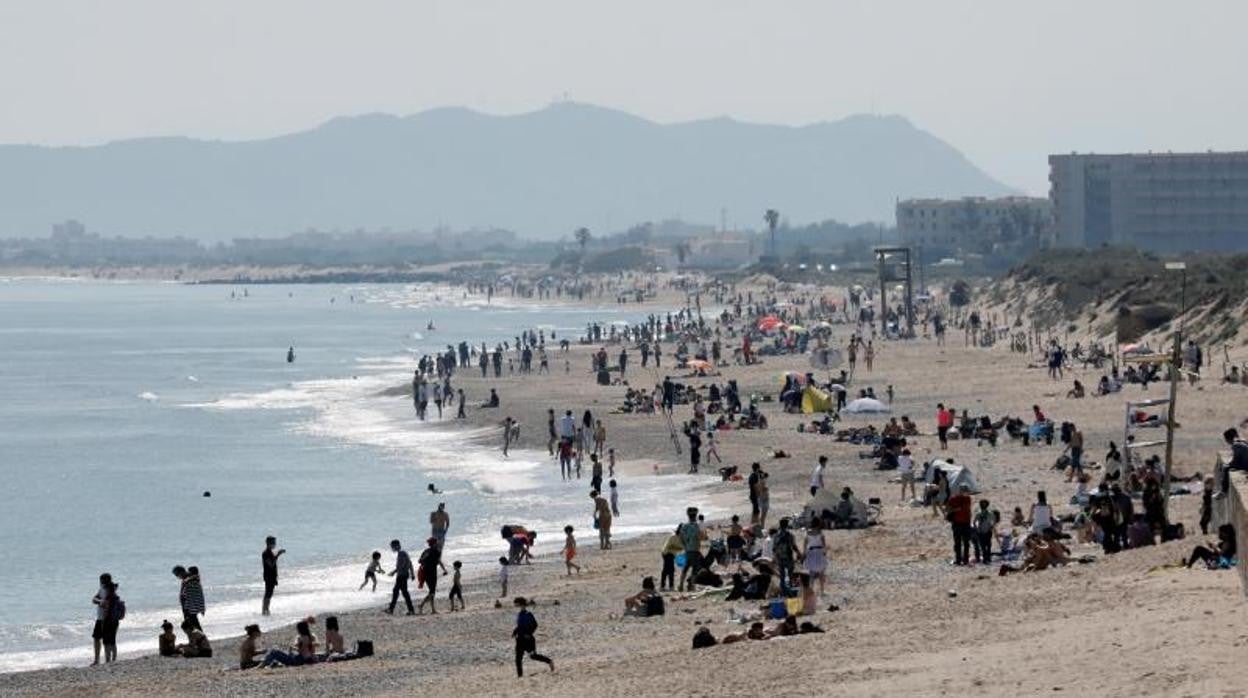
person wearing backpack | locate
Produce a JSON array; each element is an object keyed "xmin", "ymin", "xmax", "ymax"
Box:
[
  {"xmin": 92, "ymin": 575, "xmax": 123, "ymax": 664},
  {"xmin": 676, "ymin": 507, "xmax": 705, "ymax": 592},
  {"xmin": 512, "ymin": 597, "xmax": 553, "ymax": 677},
  {"xmin": 972, "ymin": 500, "xmax": 997, "ymax": 564}
]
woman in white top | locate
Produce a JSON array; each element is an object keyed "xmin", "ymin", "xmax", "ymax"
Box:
[
  {"xmin": 802, "ymin": 523, "xmax": 828, "ymax": 597},
  {"xmin": 1029, "ymin": 491, "xmax": 1054, "ymax": 534}
]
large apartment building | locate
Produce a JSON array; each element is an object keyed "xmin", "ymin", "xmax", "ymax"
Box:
[
  {"xmin": 1048, "ymin": 151, "xmax": 1248, "ymax": 252},
  {"xmin": 895, "ymin": 196, "xmax": 1052, "ymax": 253}
]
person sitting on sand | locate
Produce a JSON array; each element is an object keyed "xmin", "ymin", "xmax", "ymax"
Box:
[
  {"xmin": 999, "ymin": 534, "xmax": 1070, "ymax": 575},
  {"xmin": 176, "ymin": 620, "xmax": 213, "ymax": 658},
  {"xmin": 1186, "ymin": 524, "xmax": 1237, "ymax": 569},
  {"xmin": 261, "ymin": 619, "xmax": 318, "ymax": 667},
  {"xmin": 1067, "ymin": 380, "xmax": 1086, "ymax": 399},
  {"xmin": 623, "ymin": 576, "xmax": 664, "ymax": 617},
  {"xmin": 900, "ymin": 415, "xmax": 918, "ymax": 436},
  {"xmin": 159, "ymin": 620, "xmax": 178, "ymax": 657},
  {"xmin": 764, "ymin": 616, "xmax": 800, "ymax": 639},
  {"xmin": 239, "ymin": 624, "xmax": 265, "ymax": 670},
  {"xmin": 323, "ymin": 616, "xmax": 344, "ymax": 656}
]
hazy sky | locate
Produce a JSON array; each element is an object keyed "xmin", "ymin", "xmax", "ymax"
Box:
[{"xmin": 2, "ymin": 1, "xmax": 1244, "ymax": 194}]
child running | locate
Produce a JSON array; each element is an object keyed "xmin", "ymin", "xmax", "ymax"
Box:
[
  {"xmin": 359, "ymin": 551, "xmax": 385, "ymax": 592},
  {"xmin": 562, "ymin": 525, "xmax": 582, "ymax": 575}
]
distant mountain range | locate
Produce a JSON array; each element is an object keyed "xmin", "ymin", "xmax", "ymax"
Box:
[{"xmin": 0, "ymin": 102, "xmax": 1015, "ymax": 240}]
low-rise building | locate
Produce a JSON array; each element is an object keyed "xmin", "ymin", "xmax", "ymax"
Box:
[
  {"xmin": 1049, "ymin": 151, "xmax": 1248, "ymax": 252},
  {"xmin": 895, "ymin": 196, "xmax": 1052, "ymax": 253}
]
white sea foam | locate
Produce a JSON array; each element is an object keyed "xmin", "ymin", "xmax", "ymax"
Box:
[{"xmin": 138, "ymin": 391, "xmax": 159, "ymax": 402}]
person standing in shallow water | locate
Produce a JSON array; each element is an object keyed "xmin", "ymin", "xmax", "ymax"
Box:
[{"xmin": 261, "ymin": 536, "xmax": 284, "ymax": 616}]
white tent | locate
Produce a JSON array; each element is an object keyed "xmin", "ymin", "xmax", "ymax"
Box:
[
  {"xmin": 844, "ymin": 397, "xmax": 890, "ymax": 414},
  {"xmin": 923, "ymin": 459, "xmax": 981, "ymax": 493}
]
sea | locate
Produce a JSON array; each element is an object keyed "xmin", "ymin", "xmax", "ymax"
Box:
[{"xmin": 0, "ymin": 279, "xmax": 718, "ymax": 673}]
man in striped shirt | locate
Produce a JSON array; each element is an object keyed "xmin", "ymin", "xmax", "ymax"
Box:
[{"xmin": 172, "ymin": 565, "xmax": 205, "ymax": 631}]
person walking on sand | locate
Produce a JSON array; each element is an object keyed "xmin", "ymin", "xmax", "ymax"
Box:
[
  {"xmin": 431, "ymin": 503, "xmax": 450, "ymax": 549},
  {"xmin": 387, "ymin": 539, "xmax": 416, "ymax": 615},
  {"xmin": 561, "ymin": 525, "xmax": 582, "ymax": 575},
  {"xmin": 936, "ymin": 403, "xmax": 953, "ymax": 451},
  {"xmin": 592, "ymin": 490, "xmax": 613, "ymax": 550},
  {"xmin": 810, "ymin": 455, "xmax": 827, "ymax": 498},
  {"xmin": 172, "ymin": 565, "xmax": 205, "ymax": 632},
  {"xmin": 417, "ymin": 537, "xmax": 449, "ymax": 614},
  {"xmin": 512, "ymin": 598, "xmax": 554, "ymax": 677},
  {"xmin": 261, "ymin": 536, "xmax": 284, "ymax": 616},
  {"xmin": 456, "ymin": 388, "xmax": 466, "ymax": 419}
]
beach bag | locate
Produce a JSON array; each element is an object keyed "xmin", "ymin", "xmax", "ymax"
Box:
[
  {"xmin": 692, "ymin": 627, "xmax": 717, "ymax": 649},
  {"xmin": 645, "ymin": 595, "xmax": 666, "ymax": 617},
  {"xmin": 355, "ymin": 640, "xmax": 374, "ymax": 657},
  {"xmin": 110, "ymin": 596, "xmax": 127, "ymax": 621}
]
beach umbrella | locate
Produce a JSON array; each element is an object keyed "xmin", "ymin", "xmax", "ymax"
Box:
[
  {"xmin": 787, "ymin": 324, "xmax": 807, "ymax": 334},
  {"xmin": 757, "ymin": 316, "xmax": 784, "ymax": 332},
  {"xmin": 814, "ymin": 321, "xmax": 833, "ymax": 330},
  {"xmin": 844, "ymin": 397, "xmax": 890, "ymax": 414}
]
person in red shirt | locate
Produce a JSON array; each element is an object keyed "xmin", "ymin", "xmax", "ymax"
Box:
[
  {"xmin": 945, "ymin": 484, "xmax": 974, "ymax": 566},
  {"xmin": 936, "ymin": 403, "xmax": 953, "ymax": 450}
]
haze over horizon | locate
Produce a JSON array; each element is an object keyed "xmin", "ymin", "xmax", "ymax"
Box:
[{"xmin": 3, "ymin": 1, "xmax": 1246, "ymax": 196}]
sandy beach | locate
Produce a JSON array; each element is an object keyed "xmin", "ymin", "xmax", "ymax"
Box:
[{"xmin": 4, "ymin": 277, "xmax": 1246, "ymax": 697}]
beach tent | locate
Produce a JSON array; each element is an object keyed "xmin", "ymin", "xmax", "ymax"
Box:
[
  {"xmin": 800, "ymin": 386, "xmax": 834, "ymax": 414},
  {"xmin": 844, "ymin": 397, "xmax": 890, "ymax": 414},
  {"xmin": 923, "ymin": 460, "xmax": 981, "ymax": 493}
]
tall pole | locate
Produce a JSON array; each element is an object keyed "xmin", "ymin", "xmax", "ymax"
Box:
[
  {"xmin": 878, "ymin": 251, "xmax": 888, "ymax": 337},
  {"xmin": 1162, "ymin": 262, "xmax": 1186, "ymax": 521},
  {"xmin": 1163, "ymin": 329, "xmax": 1179, "ymax": 519}
]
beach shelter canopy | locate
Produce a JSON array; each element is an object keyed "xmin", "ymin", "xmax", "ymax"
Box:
[
  {"xmin": 845, "ymin": 397, "xmax": 890, "ymax": 414},
  {"xmin": 923, "ymin": 459, "xmax": 981, "ymax": 493},
  {"xmin": 788, "ymin": 325, "xmax": 807, "ymax": 334},
  {"xmin": 801, "ymin": 386, "xmax": 834, "ymax": 414}
]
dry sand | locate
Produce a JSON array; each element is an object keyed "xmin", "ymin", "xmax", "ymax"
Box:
[{"xmin": 4, "ymin": 283, "xmax": 1246, "ymax": 697}]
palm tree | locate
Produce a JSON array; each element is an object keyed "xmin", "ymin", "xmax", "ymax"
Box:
[
  {"xmin": 574, "ymin": 227, "xmax": 591, "ymax": 255},
  {"xmin": 764, "ymin": 209, "xmax": 780, "ymax": 257}
]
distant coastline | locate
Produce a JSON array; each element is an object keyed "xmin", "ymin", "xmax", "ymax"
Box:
[{"xmin": 0, "ymin": 261, "xmax": 523, "ymax": 285}]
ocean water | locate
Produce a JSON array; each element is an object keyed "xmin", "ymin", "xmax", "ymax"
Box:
[{"xmin": 0, "ymin": 280, "xmax": 717, "ymax": 673}]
